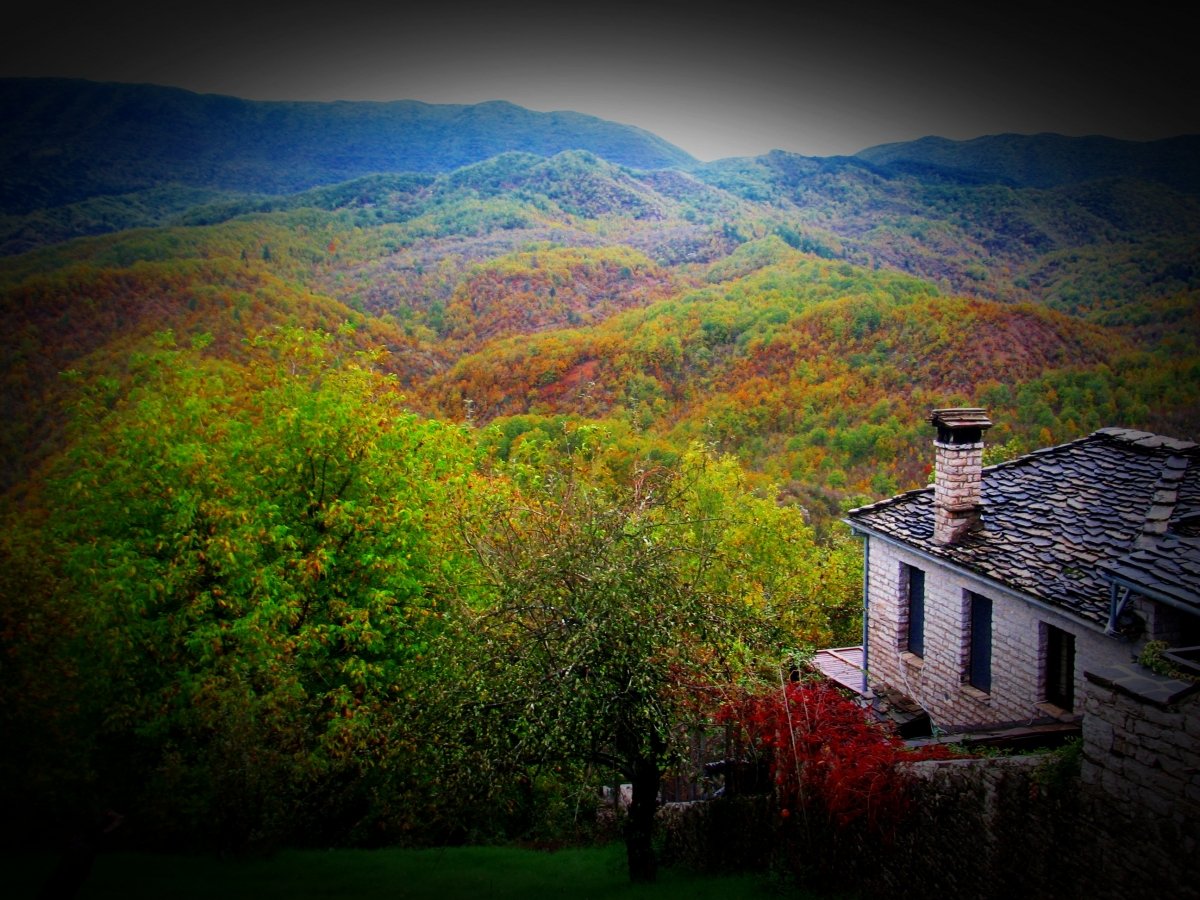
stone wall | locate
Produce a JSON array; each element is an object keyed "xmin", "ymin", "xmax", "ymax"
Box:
[
  {"xmin": 659, "ymin": 756, "xmax": 1082, "ymax": 894},
  {"xmin": 661, "ymin": 663, "xmax": 1200, "ymax": 897},
  {"xmin": 1080, "ymin": 662, "xmax": 1199, "ymax": 852},
  {"xmin": 865, "ymin": 536, "xmax": 1133, "ymax": 731},
  {"xmin": 864, "ymin": 755, "xmax": 1077, "ymax": 897},
  {"xmin": 847, "ymin": 667, "xmax": 1200, "ymax": 898},
  {"xmin": 657, "ymin": 796, "xmax": 774, "ymax": 873}
]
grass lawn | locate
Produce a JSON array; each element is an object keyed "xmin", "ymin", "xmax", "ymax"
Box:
[{"xmin": 11, "ymin": 842, "xmax": 814, "ymax": 899}]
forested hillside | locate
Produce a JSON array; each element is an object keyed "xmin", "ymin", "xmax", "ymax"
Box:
[
  {"xmin": 1, "ymin": 86, "xmax": 1197, "ymax": 864},
  {"xmin": 699, "ymin": 147, "xmax": 1200, "ymax": 312},
  {"xmin": 3, "ymin": 138, "xmax": 1195, "ymax": 513}
]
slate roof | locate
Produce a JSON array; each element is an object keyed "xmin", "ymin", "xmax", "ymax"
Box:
[
  {"xmin": 1098, "ymin": 535, "xmax": 1200, "ymax": 610},
  {"xmin": 846, "ymin": 428, "xmax": 1200, "ymax": 626}
]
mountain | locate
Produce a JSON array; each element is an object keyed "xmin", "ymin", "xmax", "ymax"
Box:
[
  {"xmin": 0, "ymin": 78, "xmax": 695, "ymax": 234},
  {"xmin": 1, "ymin": 83, "xmax": 1197, "ymax": 514},
  {"xmin": 2, "ymin": 139, "xmax": 1195, "ymax": 519},
  {"xmin": 856, "ymin": 133, "xmax": 1200, "ymax": 193}
]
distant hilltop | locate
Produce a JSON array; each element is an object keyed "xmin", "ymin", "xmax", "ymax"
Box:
[
  {"xmin": 6, "ymin": 77, "xmax": 1200, "ymax": 219},
  {"xmin": 0, "ymin": 77, "xmax": 697, "ymax": 214},
  {"xmin": 856, "ymin": 132, "xmax": 1200, "ymax": 193}
]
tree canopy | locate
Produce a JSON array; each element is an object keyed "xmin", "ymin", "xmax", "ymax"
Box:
[
  {"xmin": 1, "ymin": 331, "xmax": 863, "ymax": 878},
  {"xmin": 3, "ymin": 328, "xmax": 477, "ymax": 848},
  {"xmin": 440, "ymin": 431, "xmax": 855, "ymax": 879}
]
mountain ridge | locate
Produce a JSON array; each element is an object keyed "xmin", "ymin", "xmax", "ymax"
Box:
[
  {"xmin": 5, "ymin": 78, "xmax": 1200, "ymax": 261},
  {"xmin": 856, "ymin": 132, "xmax": 1200, "ymax": 193},
  {"xmin": 0, "ymin": 78, "xmax": 697, "ymax": 215}
]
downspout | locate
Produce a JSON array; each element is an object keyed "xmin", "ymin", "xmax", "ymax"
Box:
[
  {"xmin": 859, "ymin": 531, "xmax": 870, "ymax": 696},
  {"xmin": 1105, "ymin": 581, "xmax": 1135, "ymax": 636}
]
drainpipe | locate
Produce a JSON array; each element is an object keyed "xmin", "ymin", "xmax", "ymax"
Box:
[{"xmin": 859, "ymin": 531, "xmax": 870, "ymax": 697}]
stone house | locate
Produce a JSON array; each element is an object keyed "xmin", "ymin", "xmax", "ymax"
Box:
[{"xmin": 839, "ymin": 408, "xmax": 1200, "ymax": 734}]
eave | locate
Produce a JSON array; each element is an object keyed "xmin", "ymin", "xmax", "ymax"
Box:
[{"xmin": 844, "ymin": 518, "xmax": 1113, "ymax": 636}]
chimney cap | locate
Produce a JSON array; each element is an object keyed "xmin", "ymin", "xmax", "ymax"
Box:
[
  {"xmin": 930, "ymin": 408, "xmax": 992, "ymax": 446},
  {"xmin": 929, "ymin": 408, "xmax": 993, "ymax": 429}
]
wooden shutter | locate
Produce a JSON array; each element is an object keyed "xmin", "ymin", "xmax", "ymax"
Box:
[
  {"xmin": 969, "ymin": 592, "xmax": 992, "ymax": 692},
  {"xmin": 907, "ymin": 566, "xmax": 925, "ymax": 657}
]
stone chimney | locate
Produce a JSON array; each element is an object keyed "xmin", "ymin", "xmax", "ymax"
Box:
[{"xmin": 929, "ymin": 408, "xmax": 992, "ymax": 544}]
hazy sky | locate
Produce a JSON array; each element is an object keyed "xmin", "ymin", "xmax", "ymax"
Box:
[{"xmin": 6, "ymin": 2, "xmax": 1196, "ymax": 161}]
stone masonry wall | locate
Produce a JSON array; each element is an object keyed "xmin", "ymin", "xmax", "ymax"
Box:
[
  {"xmin": 848, "ymin": 666, "xmax": 1200, "ymax": 898},
  {"xmin": 1080, "ymin": 663, "xmax": 1200, "ymax": 849},
  {"xmin": 866, "ymin": 536, "xmax": 1134, "ymax": 731},
  {"xmin": 661, "ymin": 664, "xmax": 1199, "ymax": 898}
]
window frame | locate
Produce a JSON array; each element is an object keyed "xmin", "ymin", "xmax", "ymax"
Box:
[{"xmin": 1042, "ymin": 623, "xmax": 1075, "ymax": 710}]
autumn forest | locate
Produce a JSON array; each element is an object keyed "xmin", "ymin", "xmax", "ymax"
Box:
[{"xmin": 1, "ymin": 79, "xmax": 1197, "ymax": 880}]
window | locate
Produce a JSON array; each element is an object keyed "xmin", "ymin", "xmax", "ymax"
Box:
[
  {"xmin": 1044, "ymin": 624, "xmax": 1075, "ymax": 710},
  {"xmin": 967, "ymin": 592, "xmax": 992, "ymax": 692},
  {"xmin": 1148, "ymin": 604, "xmax": 1200, "ymax": 647},
  {"xmin": 903, "ymin": 564, "xmax": 925, "ymax": 657}
]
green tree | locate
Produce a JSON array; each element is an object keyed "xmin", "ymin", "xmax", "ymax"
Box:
[
  {"xmin": 31, "ymin": 327, "xmax": 474, "ymax": 848},
  {"xmin": 451, "ymin": 433, "xmax": 807, "ymax": 881}
]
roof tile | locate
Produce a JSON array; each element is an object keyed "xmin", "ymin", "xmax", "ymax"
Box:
[{"xmin": 847, "ymin": 428, "xmax": 1200, "ymax": 622}]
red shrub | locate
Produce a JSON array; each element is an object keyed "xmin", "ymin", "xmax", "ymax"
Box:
[{"xmin": 717, "ymin": 681, "xmax": 955, "ymax": 835}]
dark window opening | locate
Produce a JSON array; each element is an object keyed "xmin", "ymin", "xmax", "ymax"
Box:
[
  {"xmin": 968, "ymin": 592, "xmax": 992, "ymax": 692},
  {"xmin": 906, "ymin": 565, "xmax": 925, "ymax": 657},
  {"xmin": 1045, "ymin": 624, "xmax": 1075, "ymax": 710},
  {"xmin": 1181, "ymin": 613, "xmax": 1200, "ymax": 647}
]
